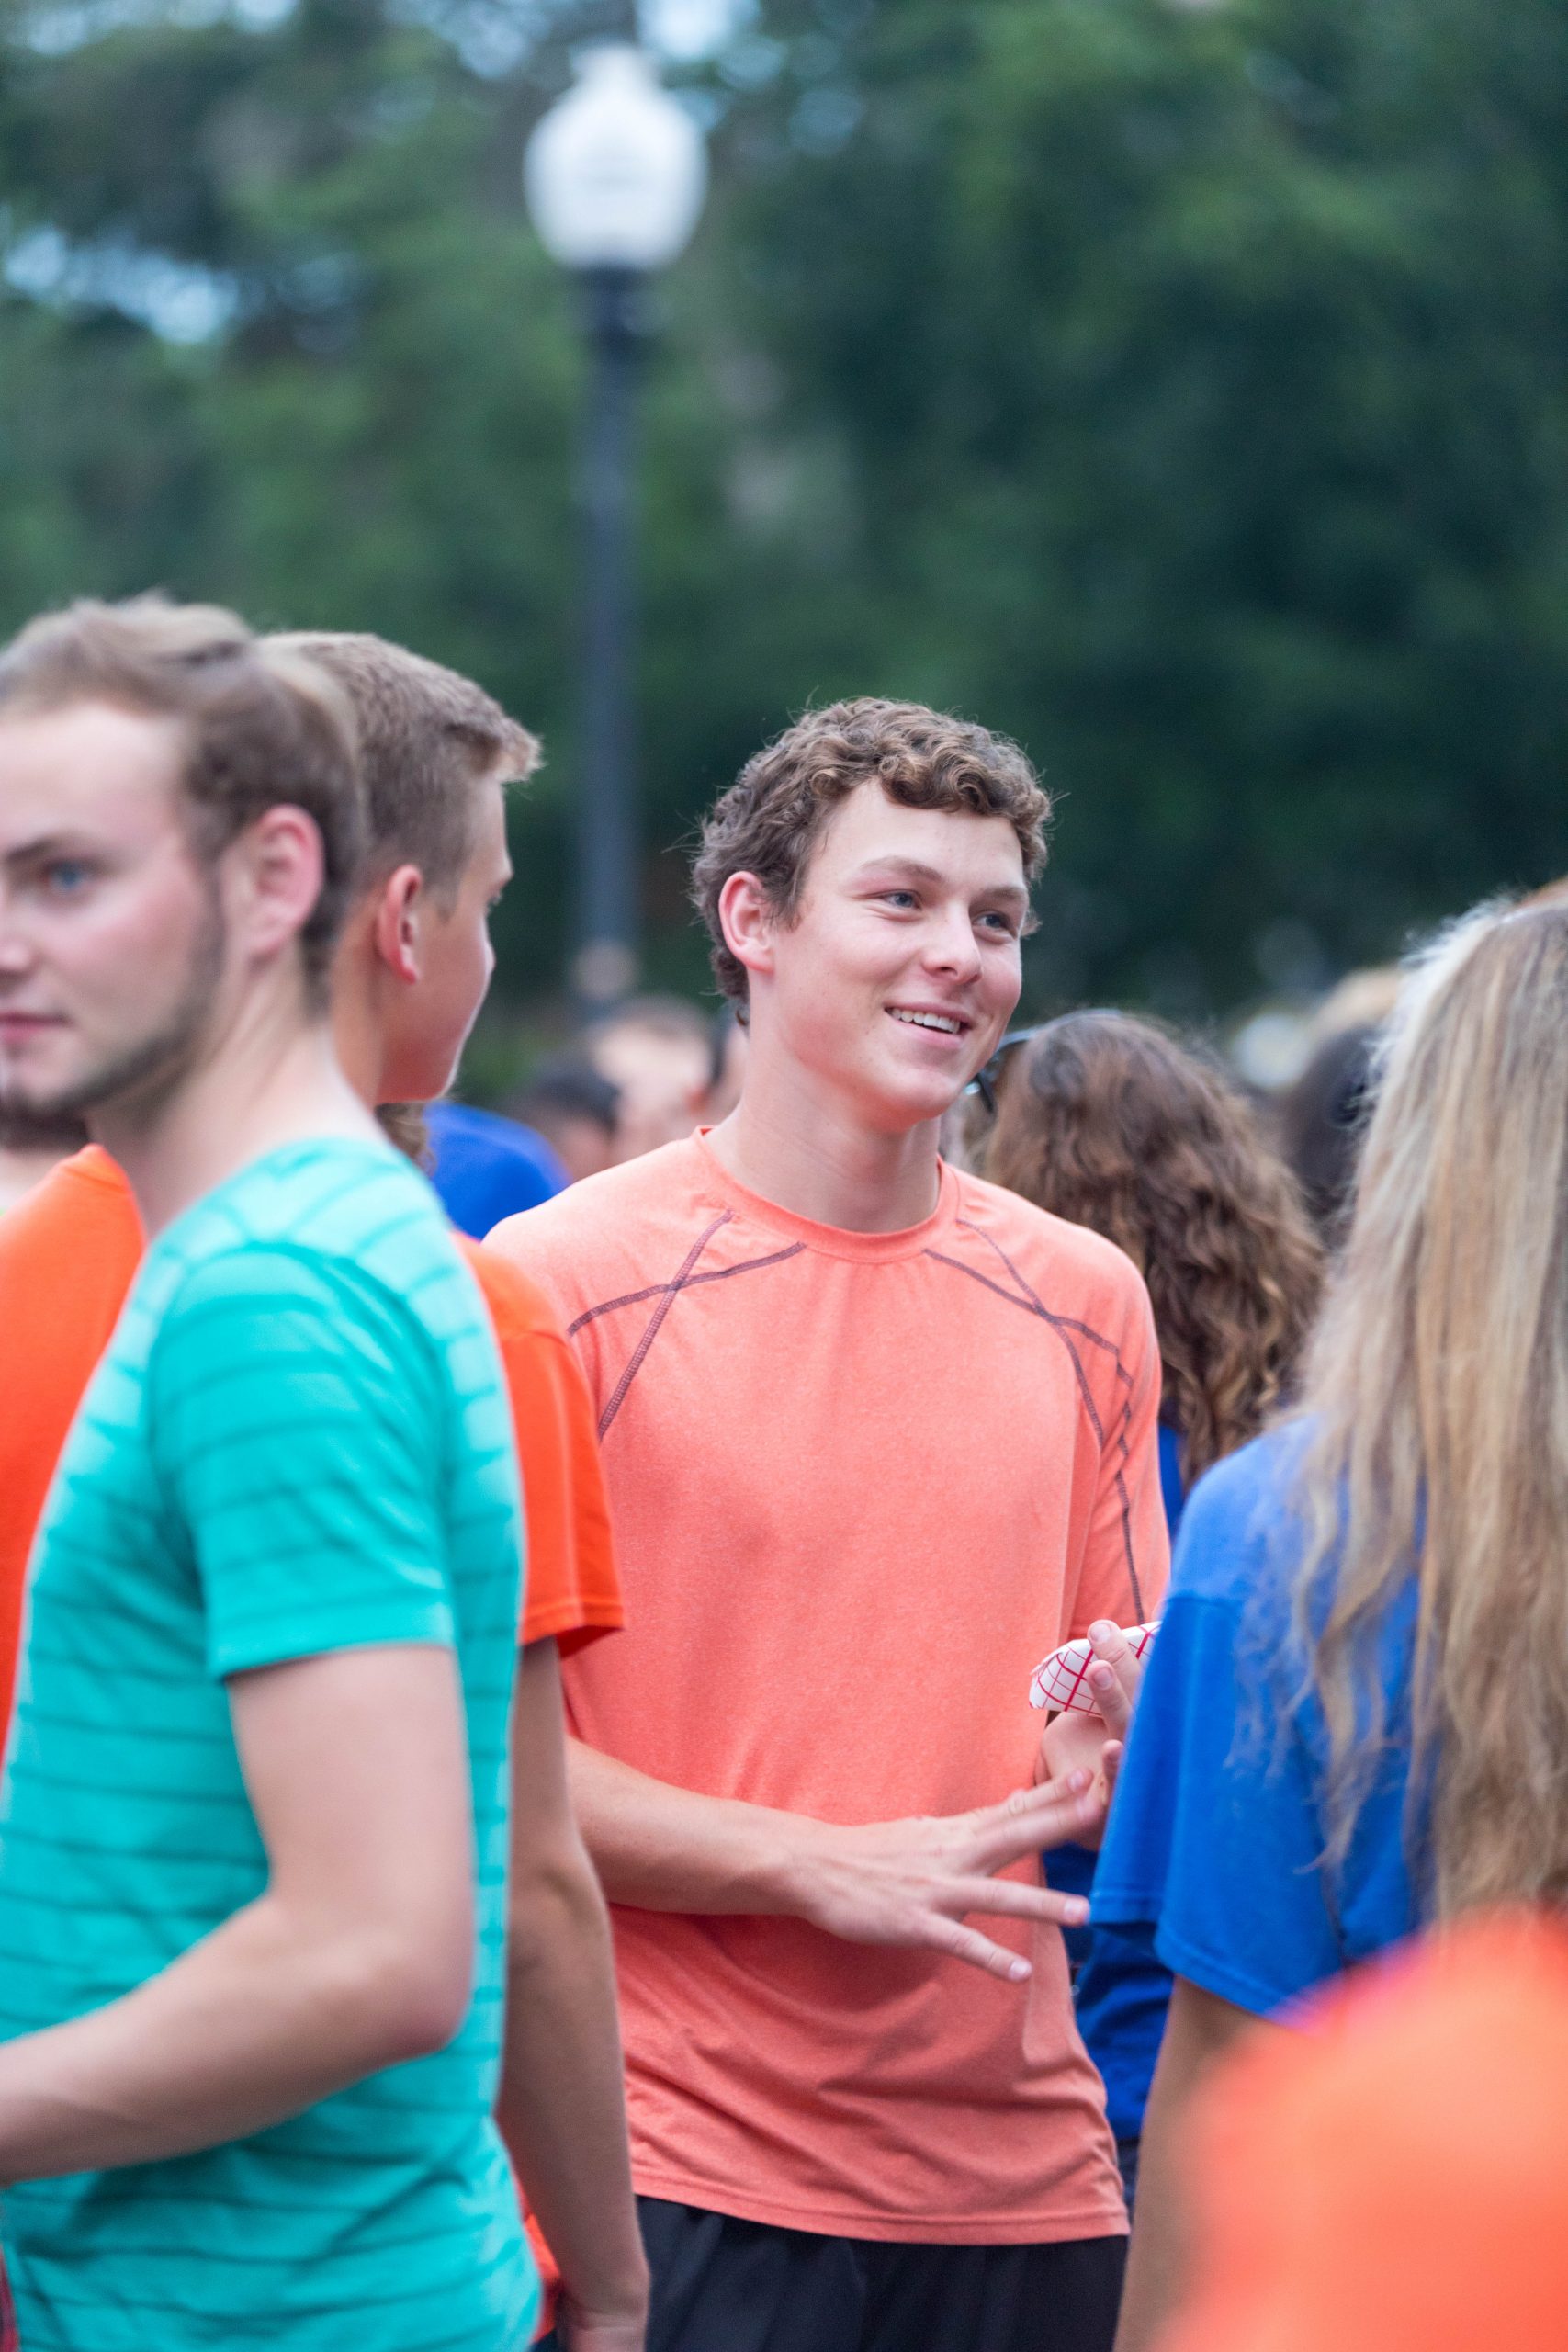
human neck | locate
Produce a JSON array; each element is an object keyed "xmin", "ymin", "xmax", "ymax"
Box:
[
  {"xmin": 705, "ymin": 1046, "xmax": 943, "ymax": 1236},
  {"xmin": 96, "ymin": 975, "xmax": 376, "ymax": 1238},
  {"xmin": 327, "ymin": 932, "xmax": 390, "ymax": 1111}
]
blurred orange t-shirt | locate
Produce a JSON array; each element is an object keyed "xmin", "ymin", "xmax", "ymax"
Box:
[
  {"xmin": 1163, "ymin": 1914, "xmax": 1568, "ymax": 2352},
  {"xmin": 0, "ymin": 1145, "xmax": 623, "ymax": 1746},
  {"xmin": 491, "ymin": 1132, "xmax": 1170, "ymax": 2245}
]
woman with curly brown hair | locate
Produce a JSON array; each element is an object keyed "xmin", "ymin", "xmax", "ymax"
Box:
[{"xmin": 983, "ymin": 1010, "xmax": 1322, "ymax": 2209}]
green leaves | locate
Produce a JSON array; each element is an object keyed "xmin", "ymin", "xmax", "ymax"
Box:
[{"xmin": 3, "ymin": 0, "xmax": 1567, "ymax": 1023}]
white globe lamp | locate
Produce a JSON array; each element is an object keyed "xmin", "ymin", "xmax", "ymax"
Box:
[{"xmin": 524, "ymin": 47, "xmax": 709, "ymax": 1007}]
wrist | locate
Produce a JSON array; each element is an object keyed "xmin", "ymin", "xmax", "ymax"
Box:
[
  {"xmin": 559, "ymin": 2256, "xmax": 650, "ymax": 2324},
  {"xmin": 765, "ymin": 1813, "xmax": 844, "ymax": 1924}
]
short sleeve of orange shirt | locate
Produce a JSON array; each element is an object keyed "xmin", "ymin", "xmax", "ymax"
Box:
[
  {"xmin": 0, "ymin": 1148, "xmax": 144, "ymax": 1739},
  {"xmin": 457, "ymin": 1237, "xmax": 624, "ymax": 1656},
  {"xmin": 0, "ymin": 1153, "xmax": 622, "ymax": 1756}
]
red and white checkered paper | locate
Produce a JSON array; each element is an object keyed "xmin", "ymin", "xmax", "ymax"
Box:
[{"xmin": 1028, "ymin": 1622, "xmax": 1158, "ymax": 1713}]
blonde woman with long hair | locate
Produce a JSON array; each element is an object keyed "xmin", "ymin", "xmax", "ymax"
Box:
[{"xmin": 1092, "ymin": 897, "xmax": 1568, "ymax": 2351}]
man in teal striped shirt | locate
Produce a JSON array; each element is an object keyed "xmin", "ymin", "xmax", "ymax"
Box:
[{"xmin": 0, "ymin": 596, "xmax": 536, "ymax": 2349}]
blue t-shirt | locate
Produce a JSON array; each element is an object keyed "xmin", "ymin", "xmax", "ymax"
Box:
[
  {"xmin": 1094, "ymin": 1421, "xmax": 1421, "ymax": 2019},
  {"xmin": 0, "ymin": 1139, "xmax": 536, "ymax": 2351},
  {"xmin": 1156, "ymin": 1421, "xmax": 1186, "ymax": 1542},
  {"xmin": 426, "ymin": 1101, "xmax": 566, "ymax": 1238},
  {"xmin": 1052, "ymin": 1422, "xmax": 1187, "ymax": 2141}
]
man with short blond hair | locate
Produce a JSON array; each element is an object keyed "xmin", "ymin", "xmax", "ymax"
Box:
[
  {"xmin": 0, "ymin": 598, "xmax": 538, "ymax": 2351},
  {"xmin": 0, "ymin": 617, "xmax": 648, "ymax": 2352},
  {"xmin": 493, "ymin": 697, "xmax": 1167, "ymax": 2352}
]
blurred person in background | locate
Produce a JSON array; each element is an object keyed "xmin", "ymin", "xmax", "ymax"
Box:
[
  {"xmin": 0, "ymin": 624, "xmax": 644, "ymax": 2352},
  {"xmin": 1274, "ymin": 1021, "xmax": 1379, "ymax": 1244},
  {"xmin": 1159, "ymin": 1912, "xmax": 1568, "ymax": 2352},
  {"xmin": 1095, "ymin": 896, "xmax": 1568, "ymax": 2352},
  {"xmin": 425, "ymin": 1091, "xmax": 568, "ymax": 1236},
  {"xmin": 585, "ymin": 993, "xmax": 713, "ymax": 1160},
  {"xmin": 703, "ymin": 1004, "xmax": 748, "ymax": 1125},
  {"xmin": 0, "ymin": 596, "xmax": 538, "ymax": 2350},
  {"xmin": 1271, "ymin": 967, "xmax": 1398, "ymax": 1245},
  {"xmin": 512, "ymin": 1056, "xmax": 621, "ymax": 1185},
  {"xmin": 982, "ymin": 1011, "xmax": 1322, "ymax": 2205},
  {"xmin": 493, "ymin": 698, "xmax": 1164, "ymax": 2352}
]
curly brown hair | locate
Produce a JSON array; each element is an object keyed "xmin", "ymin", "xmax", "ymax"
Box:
[
  {"xmin": 691, "ymin": 697, "xmax": 1051, "ymax": 1006},
  {"xmin": 985, "ymin": 1012, "xmax": 1323, "ymax": 1480}
]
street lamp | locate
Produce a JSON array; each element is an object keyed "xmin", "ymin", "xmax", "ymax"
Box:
[{"xmin": 525, "ymin": 46, "xmax": 709, "ymax": 1009}]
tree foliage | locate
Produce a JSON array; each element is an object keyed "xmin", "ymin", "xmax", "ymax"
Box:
[{"xmin": 3, "ymin": 0, "xmax": 1567, "ymax": 1018}]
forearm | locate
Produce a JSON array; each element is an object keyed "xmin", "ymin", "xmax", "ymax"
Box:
[
  {"xmin": 566, "ymin": 1736, "xmax": 1101, "ymax": 1989},
  {"xmin": 1115, "ymin": 1978, "xmax": 1274, "ymax": 2352},
  {"xmin": 497, "ymin": 1839, "xmax": 646, "ymax": 2318},
  {"xmin": 0, "ymin": 1891, "xmax": 446, "ymax": 2185},
  {"xmin": 568, "ymin": 1737, "xmax": 825, "ymax": 1917}
]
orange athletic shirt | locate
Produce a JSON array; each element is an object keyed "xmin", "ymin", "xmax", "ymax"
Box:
[
  {"xmin": 490, "ymin": 1133, "xmax": 1171, "ymax": 2246},
  {"xmin": 0, "ymin": 1147, "xmax": 622, "ymax": 1746}
]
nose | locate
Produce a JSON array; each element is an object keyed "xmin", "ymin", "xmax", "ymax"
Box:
[
  {"xmin": 921, "ymin": 900, "xmax": 982, "ymax": 983},
  {"xmin": 0, "ymin": 902, "xmax": 37, "ymax": 983}
]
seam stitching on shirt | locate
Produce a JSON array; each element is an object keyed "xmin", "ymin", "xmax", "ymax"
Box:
[
  {"xmin": 592, "ymin": 1211, "xmax": 736, "ymax": 1439},
  {"xmin": 926, "ymin": 1224, "xmax": 1145, "ymax": 1620},
  {"xmin": 566, "ymin": 1238, "xmax": 806, "ymax": 1339}
]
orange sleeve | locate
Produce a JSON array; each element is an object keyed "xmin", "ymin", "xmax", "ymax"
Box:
[
  {"xmin": 1066, "ymin": 1267, "xmax": 1170, "ymax": 1639},
  {"xmin": 0, "ymin": 1150, "xmax": 144, "ymax": 1742},
  {"xmin": 461, "ymin": 1239, "xmax": 624, "ymax": 1653}
]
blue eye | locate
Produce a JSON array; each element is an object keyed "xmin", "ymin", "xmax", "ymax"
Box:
[{"xmin": 45, "ymin": 860, "xmax": 93, "ymax": 897}]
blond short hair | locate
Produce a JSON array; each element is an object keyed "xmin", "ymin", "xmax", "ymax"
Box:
[
  {"xmin": 274, "ymin": 633, "xmax": 538, "ymax": 899},
  {"xmin": 0, "ymin": 595, "xmax": 362, "ymax": 992}
]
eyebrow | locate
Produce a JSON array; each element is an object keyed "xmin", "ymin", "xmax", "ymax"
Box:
[
  {"xmin": 2, "ymin": 831, "xmax": 97, "ymax": 874},
  {"xmin": 851, "ymin": 855, "xmax": 1030, "ymax": 910}
]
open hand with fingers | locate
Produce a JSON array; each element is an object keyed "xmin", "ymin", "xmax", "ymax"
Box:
[
  {"xmin": 785, "ymin": 1770, "xmax": 1103, "ymax": 1984},
  {"xmin": 1034, "ymin": 1620, "xmax": 1147, "ymax": 1847}
]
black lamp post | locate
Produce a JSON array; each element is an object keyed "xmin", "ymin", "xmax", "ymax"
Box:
[{"xmin": 525, "ymin": 47, "xmax": 708, "ymax": 1009}]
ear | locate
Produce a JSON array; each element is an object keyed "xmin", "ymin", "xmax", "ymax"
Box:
[
  {"xmin": 233, "ymin": 806, "xmax": 325, "ymax": 967},
  {"xmin": 367, "ymin": 865, "xmax": 425, "ymax": 987},
  {"xmin": 717, "ymin": 871, "xmax": 777, "ymax": 990}
]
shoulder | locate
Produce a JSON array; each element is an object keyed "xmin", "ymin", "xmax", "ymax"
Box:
[
  {"xmin": 952, "ymin": 1170, "xmax": 1140, "ymax": 1286},
  {"xmin": 948, "ymin": 1169, "xmax": 1156, "ymax": 1331},
  {"xmin": 0, "ymin": 1143, "xmax": 132, "ymax": 1307},
  {"xmin": 1, "ymin": 1144, "xmax": 139, "ymax": 1248},
  {"xmin": 154, "ymin": 1143, "xmax": 464, "ymax": 1348},
  {"xmin": 1168, "ymin": 1421, "xmax": 1312, "ymax": 1609},
  {"xmin": 489, "ymin": 1138, "xmax": 720, "ymax": 1301},
  {"xmin": 429, "ymin": 1101, "xmax": 561, "ymax": 1181},
  {"xmin": 458, "ymin": 1234, "xmax": 567, "ymax": 1344}
]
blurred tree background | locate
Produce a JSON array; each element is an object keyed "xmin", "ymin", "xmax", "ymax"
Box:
[{"xmin": 3, "ymin": 0, "xmax": 1567, "ymax": 1055}]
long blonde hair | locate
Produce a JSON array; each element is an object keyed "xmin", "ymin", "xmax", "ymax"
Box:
[{"xmin": 1294, "ymin": 897, "xmax": 1568, "ymax": 1918}]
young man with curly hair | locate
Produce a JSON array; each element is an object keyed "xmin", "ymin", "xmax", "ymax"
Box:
[{"xmin": 491, "ymin": 699, "xmax": 1168, "ymax": 2352}]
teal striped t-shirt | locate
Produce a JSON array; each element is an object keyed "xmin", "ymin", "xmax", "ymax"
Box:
[{"xmin": 0, "ymin": 1138, "xmax": 537, "ymax": 2352}]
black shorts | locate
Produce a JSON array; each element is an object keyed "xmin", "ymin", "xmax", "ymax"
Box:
[{"xmin": 542, "ymin": 2197, "xmax": 1124, "ymax": 2352}]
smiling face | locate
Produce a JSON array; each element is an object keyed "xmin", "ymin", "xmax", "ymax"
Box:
[
  {"xmin": 0, "ymin": 702, "xmax": 230, "ymax": 1134},
  {"xmin": 737, "ymin": 781, "xmax": 1029, "ymax": 1135}
]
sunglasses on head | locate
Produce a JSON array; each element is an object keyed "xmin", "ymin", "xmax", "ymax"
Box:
[
  {"xmin": 965, "ymin": 1011, "xmax": 1125, "ymax": 1116},
  {"xmin": 964, "ymin": 1028, "xmax": 1039, "ymax": 1118}
]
